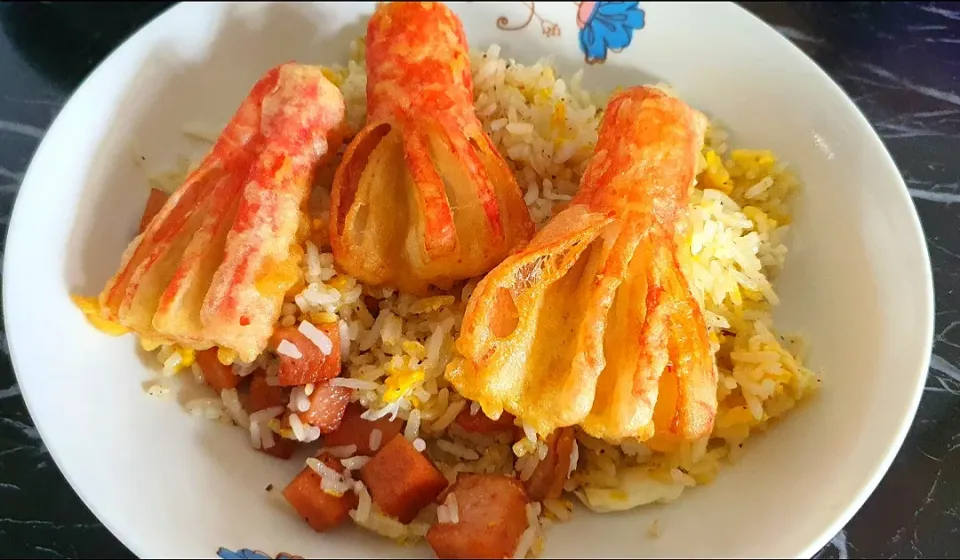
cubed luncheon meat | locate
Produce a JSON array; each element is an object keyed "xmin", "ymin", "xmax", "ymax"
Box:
[
  {"xmin": 360, "ymin": 434, "xmax": 449, "ymax": 523},
  {"xmin": 258, "ymin": 435, "xmax": 298, "ymax": 460},
  {"xmin": 323, "ymin": 402, "xmax": 404, "ymax": 456},
  {"xmin": 454, "ymin": 408, "xmax": 516, "ymax": 434},
  {"xmin": 293, "ymin": 379, "xmax": 351, "ymax": 434},
  {"xmin": 247, "ymin": 371, "xmax": 298, "ymax": 460},
  {"xmin": 247, "ymin": 371, "xmax": 287, "ymax": 412},
  {"xmin": 426, "ymin": 473, "xmax": 530, "ymax": 559},
  {"xmin": 282, "ymin": 453, "xmax": 358, "ymax": 532},
  {"xmin": 270, "ymin": 324, "xmax": 341, "ymax": 386},
  {"xmin": 523, "ymin": 426, "xmax": 576, "ymax": 502},
  {"xmin": 196, "ymin": 348, "xmax": 239, "ymax": 392}
]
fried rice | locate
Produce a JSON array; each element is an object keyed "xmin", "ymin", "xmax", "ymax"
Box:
[{"xmin": 127, "ymin": 40, "xmax": 820, "ymax": 554}]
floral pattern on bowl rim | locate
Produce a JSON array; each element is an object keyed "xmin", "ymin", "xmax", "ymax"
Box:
[
  {"xmin": 494, "ymin": 1, "xmax": 646, "ymax": 64},
  {"xmin": 217, "ymin": 547, "xmax": 302, "ymax": 560}
]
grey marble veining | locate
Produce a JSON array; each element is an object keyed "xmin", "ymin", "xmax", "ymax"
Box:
[{"xmin": 1, "ymin": 2, "xmax": 959, "ymax": 558}]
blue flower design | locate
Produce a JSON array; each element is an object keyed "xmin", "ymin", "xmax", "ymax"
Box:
[
  {"xmin": 217, "ymin": 548, "xmax": 303, "ymax": 560},
  {"xmin": 578, "ymin": 2, "xmax": 646, "ymax": 64},
  {"xmin": 217, "ymin": 549, "xmax": 271, "ymax": 560}
]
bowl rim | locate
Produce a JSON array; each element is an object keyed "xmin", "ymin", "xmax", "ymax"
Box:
[
  {"xmin": 2, "ymin": 2, "xmax": 935, "ymax": 559},
  {"xmin": 734, "ymin": 6, "xmax": 933, "ymax": 557}
]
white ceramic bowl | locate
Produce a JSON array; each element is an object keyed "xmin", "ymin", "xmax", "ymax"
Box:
[{"xmin": 3, "ymin": 2, "xmax": 934, "ymax": 558}]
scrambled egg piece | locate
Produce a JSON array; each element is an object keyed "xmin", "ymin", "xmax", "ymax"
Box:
[
  {"xmin": 172, "ymin": 346, "xmax": 196, "ymax": 371},
  {"xmin": 698, "ymin": 149, "xmax": 733, "ymax": 193},
  {"xmin": 576, "ymin": 467, "xmax": 685, "ymax": 513},
  {"xmin": 409, "ymin": 296, "xmax": 455, "ymax": 315},
  {"xmin": 309, "ymin": 311, "xmax": 339, "ymax": 325},
  {"xmin": 742, "ymin": 205, "xmax": 778, "ymax": 234},
  {"xmin": 401, "ymin": 339, "xmax": 427, "ymax": 360},
  {"xmin": 383, "ymin": 363, "xmax": 425, "ymax": 403},
  {"xmin": 328, "ymin": 275, "xmax": 352, "ymax": 291},
  {"xmin": 730, "ymin": 149, "xmax": 776, "ymax": 175}
]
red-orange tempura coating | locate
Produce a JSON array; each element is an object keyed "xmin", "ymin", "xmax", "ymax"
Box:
[
  {"xmin": 448, "ymin": 86, "xmax": 718, "ymax": 445},
  {"xmin": 99, "ymin": 63, "xmax": 345, "ymax": 363},
  {"xmin": 330, "ymin": 1, "xmax": 534, "ymax": 295}
]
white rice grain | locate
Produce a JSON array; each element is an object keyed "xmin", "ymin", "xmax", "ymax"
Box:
[
  {"xmin": 162, "ymin": 352, "xmax": 183, "ymax": 377},
  {"xmin": 350, "ymin": 507, "xmax": 407, "ymax": 540},
  {"xmin": 359, "ymin": 311, "xmax": 388, "ymax": 351},
  {"xmin": 305, "ymin": 425, "xmax": 322, "ymax": 443},
  {"xmin": 319, "ymin": 444, "xmax": 359, "ymax": 458},
  {"xmin": 329, "ymin": 377, "xmax": 379, "ymax": 391},
  {"xmin": 249, "ymin": 421, "xmax": 262, "ymax": 449},
  {"xmin": 289, "ymin": 386, "xmax": 311, "ymax": 413},
  {"xmin": 322, "ymin": 475, "xmax": 352, "ymax": 496},
  {"xmin": 305, "ymin": 241, "xmax": 323, "ymax": 280},
  {"xmin": 185, "ymin": 397, "xmax": 225, "ymax": 420},
  {"xmin": 299, "ymin": 321, "xmax": 334, "ymax": 355},
  {"xmin": 221, "ymin": 388, "xmax": 249, "ymax": 429},
  {"xmin": 745, "ymin": 176, "xmax": 775, "ymax": 199},
  {"xmin": 233, "ymin": 360, "xmax": 259, "ymax": 378},
  {"xmin": 537, "ymin": 440, "xmax": 549, "ymax": 461},
  {"xmin": 341, "ymin": 456, "xmax": 371, "ymax": 471},
  {"xmin": 191, "ymin": 362, "xmax": 205, "ymax": 384},
  {"xmin": 445, "ymin": 492, "xmax": 459, "ymax": 524},
  {"xmin": 308, "ymin": 457, "xmax": 353, "ymax": 496},
  {"xmin": 506, "ymin": 122, "xmax": 534, "ymax": 135},
  {"xmin": 260, "ymin": 426, "xmax": 276, "ymax": 449},
  {"xmin": 513, "ymin": 524, "xmax": 537, "ymax": 558},
  {"xmin": 353, "ymin": 481, "xmax": 373, "ymax": 523},
  {"xmin": 289, "ymin": 412, "xmax": 306, "ymax": 442},
  {"xmin": 437, "ymin": 504, "xmax": 451, "ymax": 524},
  {"xmin": 542, "ymin": 498, "xmax": 573, "ymax": 522},
  {"xmin": 380, "ymin": 312, "xmax": 402, "ymax": 346},
  {"xmin": 568, "ymin": 441, "xmax": 579, "ymax": 477},
  {"xmin": 249, "ymin": 406, "xmax": 285, "ymax": 424},
  {"xmin": 146, "ymin": 384, "xmax": 170, "ymax": 399},
  {"xmin": 302, "ymin": 283, "xmax": 342, "ymax": 308},
  {"xmin": 431, "ymin": 400, "xmax": 466, "ymax": 432},
  {"xmin": 308, "ymin": 456, "xmax": 340, "ymax": 479},
  {"xmin": 489, "ymin": 117, "xmax": 508, "ymax": 131},
  {"xmin": 413, "ymin": 438, "xmax": 427, "ymax": 453},
  {"xmin": 276, "ymin": 339, "xmax": 302, "ymax": 359},
  {"xmin": 518, "ymin": 453, "xmax": 540, "ymax": 482},
  {"xmin": 405, "ymin": 409, "xmax": 421, "ymax": 441},
  {"xmin": 369, "ymin": 429, "xmax": 383, "ymax": 453},
  {"xmin": 361, "ymin": 400, "xmax": 401, "ymax": 422},
  {"xmin": 436, "ymin": 439, "xmax": 481, "ymax": 461},
  {"xmin": 338, "ymin": 320, "xmax": 351, "ymax": 356}
]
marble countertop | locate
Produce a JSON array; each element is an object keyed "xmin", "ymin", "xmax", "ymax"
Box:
[{"xmin": 1, "ymin": 2, "xmax": 958, "ymax": 558}]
